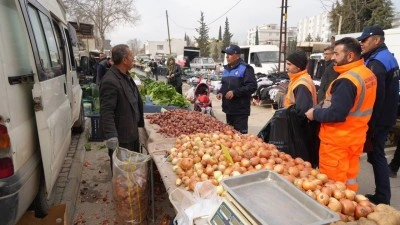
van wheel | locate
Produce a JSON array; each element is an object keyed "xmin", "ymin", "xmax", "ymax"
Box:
[
  {"xmin": 73, "ymin": 103, "xmax": 85, "ymax": 133},
  {"xmin": 32, "ymin": 171, "xmax": 49, "ymax": 218}
]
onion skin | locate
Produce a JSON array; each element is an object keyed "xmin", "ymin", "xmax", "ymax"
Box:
[
  {"xmin": 328, "ymin": 197, "xmax": 342, "ymax": 212},
  {"xmin": 354, "ymin": 205, "xmax": 369, "ymax": 219},
  {"xmin": 317, "ymin": 192, "xmax": 329, "ymax": 206}
]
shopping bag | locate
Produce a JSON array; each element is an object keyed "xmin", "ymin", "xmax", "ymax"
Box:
[{"xmin": 112, "ymin": 148, "xmax": 151, "ymax": 224}]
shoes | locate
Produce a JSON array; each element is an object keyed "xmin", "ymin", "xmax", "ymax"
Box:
[
  {"xmin": 388, "ymin": 165, "xmax": 397, "ymax": 178},
  {"xmin": 365, "ymin": 194, "xmax": 389, "ymax": 205}
]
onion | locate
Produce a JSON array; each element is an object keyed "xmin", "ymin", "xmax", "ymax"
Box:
[
  {"xmin": 355, "ymin": 194, "xmax": 368, "ymax": 203},
  {"xmin": 344, "ymin": 189, "xmax": 356, "ymax": 201},
  {"xmin": 354, "ymin": 205, "xmax": 369, "ymax": 219},
  {"xmin": 321, "ymin": 187, "xmax": 333, "ymax": 197},
  {"xmin": 340, "ymin": 198, "xmax": 355, "ymax": 216},
  {"xmin": 273, "ymin": 164, "xmax": 284, "ymax": 174},
  {"xmin": 288, "ymin": 167, "xmax": 300, "ymax": 177},
  {"xmin": 316, "ymin": 173, "xmax": 328, "ymax": 184},
  {"xmin": 317, "ymin": 192, "xmax": 329, "ymax": 206},
  {"xmin": 249, "ymin": 156, "xmax": 260, "ymax": 166},
  {"xmin": 240, "ymin": 158, "xmax": 251, "ymax": 168},
  {"xmin": 333, "ymin": 189, "xmax": 345, "ymax": 200},
  {"xmin": 302, "ymin": 180, "xmax": 317, "ymax": 191},
  {"xmin": 328, "ymin": 197, "xmax": 342, "ymax": 212}
]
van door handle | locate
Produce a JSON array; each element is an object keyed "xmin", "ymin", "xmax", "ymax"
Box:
[
  {"xmin": 33, "ymin": 97, "xmax": 43, "ymax": 111},
  {"xmin": 64, "ymin": 83, "xmax": 67, "ymax": 94}
]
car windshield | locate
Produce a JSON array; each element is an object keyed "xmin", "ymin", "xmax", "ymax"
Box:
[
  {"xmin": 203, "ymin": 58, "xmax": 214, "ymax": 64},
  {"xmin": 253, "ymin": 51, "xmax": 280, "ymax": 63}
]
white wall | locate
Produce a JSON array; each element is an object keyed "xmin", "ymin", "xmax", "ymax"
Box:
[
  {"xmin": 145, "ymin": 39, "xmax": 185, "ymax": 58},
  {"xmin": 298, "ymin": 12, "xmax": 332, "ymax": 42}
]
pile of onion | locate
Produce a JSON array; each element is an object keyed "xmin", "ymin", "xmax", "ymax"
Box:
[
  {"xmin": 167, "ymin": 131, "xmax": 376, "ymax": 222},
  {"xmin": 146, "ymin": 110, "xmax": 237, "ymax": 137}
]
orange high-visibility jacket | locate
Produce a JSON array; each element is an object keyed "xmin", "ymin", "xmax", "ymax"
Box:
[
  {"xmin": 319, "ymin": 59, "xmax": 377, "ymax": 146},
  {"xmin": 284, "ymin": 70, "xmax": 317, "ymax": 108}
]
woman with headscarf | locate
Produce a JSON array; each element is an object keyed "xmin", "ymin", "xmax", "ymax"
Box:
[{"xmin": 166, "ymin": 57, "xmax": 183, "ymax": 94}]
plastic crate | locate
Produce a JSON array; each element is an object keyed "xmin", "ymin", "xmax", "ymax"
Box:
[{"xmin": 88, "ymin": 113, "xmax": 103, "ymax": 141}]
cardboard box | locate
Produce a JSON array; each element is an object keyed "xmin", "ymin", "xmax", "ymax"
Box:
[{"xmin": 16, "ymin": 204, "xmax": 67, "ymax": 225}]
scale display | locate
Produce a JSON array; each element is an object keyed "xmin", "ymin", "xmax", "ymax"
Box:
[{"xmin": 208, "ymin": 201, "xmax": 248, "ymax": 225}]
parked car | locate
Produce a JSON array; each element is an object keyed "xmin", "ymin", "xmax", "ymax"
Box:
[
  {"xmin": 0, "ymin": 0, "xmax": 84, "ymax": 224},
  {"xmin": 190, "ymin": 57, "xmax": 216, "ymax": 70}
]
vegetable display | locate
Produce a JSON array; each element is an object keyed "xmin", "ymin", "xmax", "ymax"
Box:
[
  {"xmin": 140, "ymin": 78, "xmax": 190, "ymax": 108},
  {"xmin": 146, "ymin": 110, "xmax": 237, "ymax": 137},
  {"xmin": 166, "ymin": 131, "xmax": 381, "ymax": 222}
]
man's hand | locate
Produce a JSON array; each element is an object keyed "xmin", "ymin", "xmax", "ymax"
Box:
[
  {"xmin": 216, "ymin": 93, "xmax": 222, "ymax": 100},
  {"xmin": 305, "ymin": 108, "xmax": 314, "ymax": 121},
  {"xmin": 225, "ymin": 91, "xmax": 234, "ymax": 100},
  {"xmin": 106, "ymin": 137, "xmax": 119, "ymax": 150}
]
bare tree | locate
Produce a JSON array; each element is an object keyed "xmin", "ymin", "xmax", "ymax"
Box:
[
  {"xmin": 63, "ymin": 0, "xmax": 140, "ymax": 51},
  {"xmin": 127, "ymin": 39, "xmax": 142, "ymax": 56}
]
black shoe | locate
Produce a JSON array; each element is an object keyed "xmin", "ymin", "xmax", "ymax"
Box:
[
  {"xmin": 388, "ymin": 165, "xmax": 397, "ymax": 178},
  {"xmin": 365, "ymin": 194, "xmax": 389, "ymax": 205}
]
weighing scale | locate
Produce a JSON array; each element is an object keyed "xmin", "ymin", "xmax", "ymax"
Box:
[{"xmin": 208, "ymin": 193, "xmax": 259, "ymax": 225}]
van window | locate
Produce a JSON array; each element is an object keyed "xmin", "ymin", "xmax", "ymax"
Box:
[
  {"xmin": 250, "ymin": 51, "xmax": 280, "ymax": 63},
  {"xmin": 28, "ymin": 5, "xmax": 62, "ymax": 80},
  {"xmin": 64, "ymin": 29, "xmax": 76, "ymax": 69},
  {"xmin": 0, "ymin": 0, "xmax": 32, "ymax": 78}
]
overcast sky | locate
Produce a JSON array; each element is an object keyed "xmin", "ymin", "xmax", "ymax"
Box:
[{"xmin": 108, "ymin": 0, "xmax": 400, "ymax": 46}]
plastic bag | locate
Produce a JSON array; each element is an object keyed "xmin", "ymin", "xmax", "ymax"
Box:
[
  {"xmin": 112, "ymin": 148, "xmax": 151, "ymax": 224},
  {"xmin": 257, "ymin": 105, "xmax": 320, "ymax": 167},
  {"xmin": 170, "ymin": 181, "xmax": 222, "ymax": 225}
]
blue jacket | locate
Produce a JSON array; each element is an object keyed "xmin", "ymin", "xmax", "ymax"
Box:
[
  {"xmin": 219, "ymin": 59, "xmax": 257, "ymax": 115},
  {"xmin": 363, "ymin": 44, "xmax": 399, "ymax": 128}
]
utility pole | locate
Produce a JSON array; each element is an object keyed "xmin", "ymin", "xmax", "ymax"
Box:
[
  {"xmin": 278, "ymin": 0, "xmax": 288, "ymax": 72},
  {"xmin": 166, "ymin": 10, "xmax": 172, "ymax": 55}
]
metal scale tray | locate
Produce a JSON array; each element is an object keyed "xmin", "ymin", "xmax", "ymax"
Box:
[{"xmin": 221, "ymin": 170, "xmax": 339, "ymax": 225}]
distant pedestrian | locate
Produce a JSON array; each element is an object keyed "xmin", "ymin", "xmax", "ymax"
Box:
[
  {"xmin": 166, "ymin": 57, "xmax": 183, "ymax": 94},
  {"xmin": 317, "ymin": 46, "xmax": 339, "ymax": 103},
  {"xmin": 96, "ymin": 57, "xmax": 113, "ymax": 85},
  {"xmin": 150, "ymin": 59, "xmax": 158, "ymax": 81},
  {"xmin": 100, "ymin": 44, "xmax": 144, "ymax": 170},
  {"xmin": 357, "ymin": 25, "xmax": 399, "ymax": 205},
  {"xmin": 217, "ymin": 45, "xmax": 257, "ymax": 134}
]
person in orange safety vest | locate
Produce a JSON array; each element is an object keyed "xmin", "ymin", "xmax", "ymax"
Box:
[
  {"xmin": 305, "ymin": 37, "xmax": 377, "ymax": 191},
  {"xmin": 284, "ymin": 51, "xmax": 317, "ymax": 114}
]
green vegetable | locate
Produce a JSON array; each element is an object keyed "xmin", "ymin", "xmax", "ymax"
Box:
[{"xmin": 141, "ymin": 79, "xmax": 190, "ymax": 107}]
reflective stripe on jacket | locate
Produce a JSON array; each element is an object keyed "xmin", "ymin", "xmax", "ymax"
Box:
[
  {"xmin": 284, "ymin": 70, "xmax": 317, "ymax": 108},
  {"xmin": 320, "ymin": 59, "xmax": 377, "ymax": 146}
]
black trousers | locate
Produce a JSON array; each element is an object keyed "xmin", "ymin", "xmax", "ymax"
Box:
[
  {"xmin": 175, "ymin": 85, "xmax": 182, "ymax": 95},
  {"xmin": 226, "ymin": 114, "xmax": 249, "ymax": 134},
  {"xmin": 108, "ymin": 138, "xmax": 140, "ymax": 172}
]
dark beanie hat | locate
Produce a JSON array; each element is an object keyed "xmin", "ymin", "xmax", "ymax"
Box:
[{"xmin": 286, "ymin": 51, "xmax": 308, "ymax": 70}]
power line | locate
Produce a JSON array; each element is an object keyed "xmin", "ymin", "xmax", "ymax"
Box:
[
  {"xmin": 166, "ymin": 0, "xmax": 242, "ymax": 31},
  {"xmin": 207, "ymin": 0, "xmax": 242, "ymax": 26},
  {"xmin": 319, "ymin": 0, "xmax": 331, "ymax": 12}
]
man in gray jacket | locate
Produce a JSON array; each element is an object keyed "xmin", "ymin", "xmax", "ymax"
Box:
[{"xmin": 100, "ymin": 44, "xmax": 144, "ymax": 169}]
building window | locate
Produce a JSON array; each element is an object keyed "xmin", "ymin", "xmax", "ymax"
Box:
[{"xmin": 157, "ymin": 45, "xmax": 164, "ymax": 50}]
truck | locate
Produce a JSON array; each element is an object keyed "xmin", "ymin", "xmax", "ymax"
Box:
[
  {"xmin": 184, "ymin": 47, "xmax": 200, "ymax": 67},
  {"xmin": 224, "ymin": 45, "xmax": 285, "ymax": 75},
  {"xmin": 0, "ymin": 0, "xmax": 84, "ymax": 224}
]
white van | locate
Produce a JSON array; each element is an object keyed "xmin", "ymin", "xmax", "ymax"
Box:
[
  {"xmin": 224, "ymin": 45, "xmax": 285, "ymax": 75},
  {"xmin": 0, "ymin": 0, "xmax": 83, "ymax": 224}
]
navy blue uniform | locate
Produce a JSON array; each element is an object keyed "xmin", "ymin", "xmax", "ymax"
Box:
[
  {"xmin": 219, "ymin": 60, "xmax": 257, "ymax": 133},
  {"xmin": 364, "ymin": 43, "xmax": 399, "ymax": 205}
]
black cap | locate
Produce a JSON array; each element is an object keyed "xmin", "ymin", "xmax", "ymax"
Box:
[
  {"xmin": 221, "ymin": 45, "xmax": 241, "ymax": 54},
  {"xmin": 286, "ymin": 51, "xmax": 308, "ymax": 70},
  {"xmin": 356, "ymin": 26, "xmax": 385, "ymax": 41}
]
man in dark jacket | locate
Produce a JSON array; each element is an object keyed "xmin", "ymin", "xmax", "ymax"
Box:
[
  {"xmin": 317, "ymin": 46, "xmax": 339, "ymax": 103},
  {"xmin": 217, "ymin": 45, "xmax": 257, "ymax": 134},
  {"xmin": 100, "ymin": 44, "xmax": 144, "ymax": 169},
  {"xmin": 357, "ymin": 26, "xmax": 400, "ymax": 204},
  {"xmin": 96, "ymin": 57, "xmax": 113, "ymax": 85}
]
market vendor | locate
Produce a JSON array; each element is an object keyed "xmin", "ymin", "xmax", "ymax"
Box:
[
  {"xmin": 284, "ymin": 51, "xmax": 317, "ymax": 114},
  {"xmin": 305, "ymin": 37, "xmax": 376, "ymax": 191}
]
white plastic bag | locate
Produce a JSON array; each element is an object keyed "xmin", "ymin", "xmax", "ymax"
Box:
[{"xmin": 170, "ymin": 181, "xmax": 222, "ymax": 225}]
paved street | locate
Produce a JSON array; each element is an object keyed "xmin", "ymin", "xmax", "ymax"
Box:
[{"xmin": 47, "ymin": 68, "xmax": 400, "ymax": 225}]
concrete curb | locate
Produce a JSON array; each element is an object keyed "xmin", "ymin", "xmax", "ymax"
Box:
[{"xmin": 63, "ymin": 119, "xmax": 89, "ymax": 225}]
